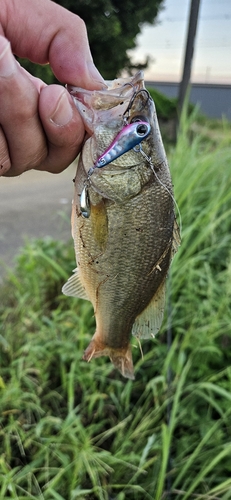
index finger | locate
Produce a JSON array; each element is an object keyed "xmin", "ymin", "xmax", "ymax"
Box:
[{"xmin": 1, "ymin": 0, "xmax": 105, "ymax": 89}]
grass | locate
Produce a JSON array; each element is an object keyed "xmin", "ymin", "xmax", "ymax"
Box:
[
  {"xmin": 1, "ymin": 109, "xmax": 231, "ymax": 499},
  {"xmin": 147, "ymin": 87, "xmax": 178, "ymax": 120}
]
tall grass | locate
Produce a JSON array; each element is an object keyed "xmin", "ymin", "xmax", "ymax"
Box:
[{"xmin": 0, "ymin": 111, "xmax": 231, "ymax": 499}]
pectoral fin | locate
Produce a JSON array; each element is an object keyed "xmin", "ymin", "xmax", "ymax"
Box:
[
  {"xmin": 132, "ymin": 281, "xmax": 166, "ymax": 339},
  {"xmin": 62, "ymin": 268, "xmax": 89, "ymax": 300}
]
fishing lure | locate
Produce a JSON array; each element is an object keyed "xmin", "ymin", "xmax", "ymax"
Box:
[
  {"xmin": 88, "ymin": 121, "xmax": 151, "ymax": 176},
  {"xmin": 80, "ymin": 121, "xmax": 151, "ymax": 218}
]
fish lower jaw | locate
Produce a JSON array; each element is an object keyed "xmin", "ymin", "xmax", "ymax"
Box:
[{"xmin": 82, "ymin": 334, "xmax": 135, "ymax": 380}]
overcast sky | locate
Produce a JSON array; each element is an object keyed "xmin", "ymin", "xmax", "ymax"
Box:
[{"xmin": 129, "ymin": 0, "xmax": 231, "ymax": 83}]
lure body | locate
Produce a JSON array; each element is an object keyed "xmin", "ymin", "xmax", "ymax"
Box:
[{"xmin": 92, "ymin": 121, "xmax": 151, "ymax": 171}]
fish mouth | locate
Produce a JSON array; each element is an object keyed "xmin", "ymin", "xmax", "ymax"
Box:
[{"xmin": 66, "ymin": 71, "xmax": 152, "ymax": 134}]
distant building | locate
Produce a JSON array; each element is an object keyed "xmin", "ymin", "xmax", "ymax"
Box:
[{"xmin": 146, "ymin": 81, "xmax": 231, "ymax": 121}]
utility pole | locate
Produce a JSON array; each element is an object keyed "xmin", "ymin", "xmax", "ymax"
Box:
[{"xmin": 178, "ymin": 0, "xmax": 201, "ymax": 116}]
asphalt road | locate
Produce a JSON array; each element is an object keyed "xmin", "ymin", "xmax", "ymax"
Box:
[{"xmin": 0, "ymin": 164, "xmax": 77, "ymax": 281}]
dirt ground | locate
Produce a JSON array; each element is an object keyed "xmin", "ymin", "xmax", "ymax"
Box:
[{"xmin": 0, "ymin": 164, "xmax": 77, "ymax": 281}]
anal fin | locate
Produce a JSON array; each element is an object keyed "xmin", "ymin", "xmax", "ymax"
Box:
[{"xmin": 132, "ymin": 281, "xmax": 166, "ymax": 340}]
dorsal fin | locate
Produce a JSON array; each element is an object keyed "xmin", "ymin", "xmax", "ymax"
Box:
[
  {"xmin": 62, "ymin": 268, "xmax": 89, "ymax": 300},
  {"xmin": 132, "ymin": 281, "xmax": 166, "ymax": 339}
]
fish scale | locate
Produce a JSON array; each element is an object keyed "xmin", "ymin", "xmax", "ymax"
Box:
[{"xmin": 63, "ymin": 71, "xmax": 180, "ymax": 379}]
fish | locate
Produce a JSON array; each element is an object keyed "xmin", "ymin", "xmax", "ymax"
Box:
[{"xmin": 62, "ymin": 71, "xmax": 180, "ymax": 380}]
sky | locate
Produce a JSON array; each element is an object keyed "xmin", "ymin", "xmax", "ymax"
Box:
[{"xmin": 129, "ymin": 0, "xmax": 231, "ymax": 84}]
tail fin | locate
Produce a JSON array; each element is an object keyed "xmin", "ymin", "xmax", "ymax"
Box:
[{"xmin": 82, "ymin": 335, "xmax": 135, "ymax": 380}]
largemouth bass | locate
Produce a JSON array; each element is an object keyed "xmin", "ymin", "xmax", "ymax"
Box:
[{"xmin": 63, "ymin": 71, "xmax": 180, "ymax": 380}]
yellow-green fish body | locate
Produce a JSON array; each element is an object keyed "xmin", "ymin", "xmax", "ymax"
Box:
[{"xmin": 63, "ymin": 72, "xmax": 180, "ymax": 379}]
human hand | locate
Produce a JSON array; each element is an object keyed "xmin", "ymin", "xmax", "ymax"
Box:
[{"xmin": 0, "ymin": 0, "xmax": 105, "ymax": 177}]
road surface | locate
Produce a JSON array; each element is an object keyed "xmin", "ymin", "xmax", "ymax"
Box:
[{"xmin": 0, "ymin": 165, "xmax": 77, "ymax": 281}]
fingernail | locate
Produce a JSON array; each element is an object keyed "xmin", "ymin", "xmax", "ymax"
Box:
[
  {"xmin": 87, "ymin": 62, "xmax": 107, "ymax": 88},
  {"xmin": 50, "ymin": 91, "xmax": 73, "ymax": 126},
  {"xmin": 0, "ymin": 40, "xmax": 16, "ymax": 77}
]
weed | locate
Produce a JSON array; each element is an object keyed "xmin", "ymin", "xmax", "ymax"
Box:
[{"xmin": 1, "ymin": 112, "xmax": 231, "ymax": 499}]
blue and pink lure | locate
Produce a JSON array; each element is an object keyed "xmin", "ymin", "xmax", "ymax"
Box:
[{"xmin": 87, "ymin": 121, "xmax": 151, "ymax": 177}]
